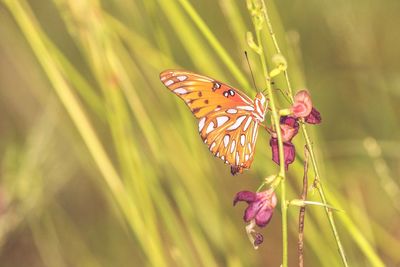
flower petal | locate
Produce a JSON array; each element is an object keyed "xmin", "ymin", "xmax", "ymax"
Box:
[
  {"xmin": 243, "ymin": 202, "xmax": 260, "ymax": 222},
  {"xmin": 280, "ymin": 116, "xmax": 298, "ymax": 128},
  {"xmin": 305, "ymin": 107, "xmax": 322, "ymax": 124},
  {"xmin": 270, "ymin": 138, "xmax": 279, "ymax": 165},
  {"xmin": 283, "ymin": 142, "xmax": 296, "ymax": 170},
  {"xmin": 233, "ymin": 191, "xmax": 257, "ymax": 205},
  {"xmin": 269, "ymin": 138, "xmax": 296, "ymax": 170},
  {"xmin": 255, "ymin": 208, "xmax": 274, "ymax": 227},
  {"xmin": 280, "ymin": 124, "xmax": 298, "ymax": 142},
  {"xmin": 292, "ymin": 90, "xmax": 313, "ymax": 118},
  {"xmin": 270, "ymin": 117, "xmax": 299, "ymax": 142}
]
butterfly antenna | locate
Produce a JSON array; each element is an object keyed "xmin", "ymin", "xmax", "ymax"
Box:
[
  {"xmin": 244, "ymin": 51, "xmax": 259, "ymax": 92},
  {"xmin": 262, "ymin": 80, "xmax": 278, "ymax": 96}
]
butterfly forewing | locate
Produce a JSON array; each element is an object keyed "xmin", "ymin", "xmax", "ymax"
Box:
[
  {"xmin": 160, "ymin": 70, "xmax": 253, "ymax": 118},
  {"xmin": 160, "ymin": 70, "xmax": 265, "ymax": 175}
]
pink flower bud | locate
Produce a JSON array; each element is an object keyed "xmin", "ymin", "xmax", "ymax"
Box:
[{"xmin": 291, "ymin": 90, "xmax": 313, "ymax": 118}]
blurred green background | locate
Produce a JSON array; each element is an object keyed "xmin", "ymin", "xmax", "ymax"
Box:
[{"xmin": 0, "ymin": 0, "xmax": 399, "ymax": 266}]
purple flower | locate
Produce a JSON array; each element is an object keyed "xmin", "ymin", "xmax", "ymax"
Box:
[
  {"xmin": 233, "ymin": 189, "xmax": 277, "ymax": 227},
  {"xmin": 270, "ymin": 116, "xmax": 299, "ymax": 142},
  {"xmin": 305, "ymin": 107, "xmax": 321, "ymax": 124},
  {"xmin": 279, "ymin": 116, "xmax": 299, "ymax": 142},
  {"xmin": 269, "ymin": 91, "xmax": 321, "ymax": 170},
  {"xmin": 270, "ymin": 138, "xmax": 295, "ymax": 170},
  {"xmin": 269, "ymin": 116, "xmax": 298, "ymax": 169}
]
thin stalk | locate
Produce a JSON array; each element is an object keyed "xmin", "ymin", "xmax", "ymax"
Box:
[
  {"xmin": 251, "ymin": 10, "xmax": 288, "ymax": 267},
  {"xmin": 298, "ymin": 147, "xmax": 309, "ymax": 267},
  {"xmin": 261, "ymin": 3, "xmax": 385, "ymax": 265},
  {"xmin": 301, "ymin": 126, "xmax": 349, "ymax": 265},
  {"xmin": 259, "ymin": 1, "xmax": 349, "ymax": 266},
  {"xmin": 177, "ymin": 0, "xmax": 250, "ymax": 89},
  {"xmin": 260, "ymin": 1, "xmax": 294, "ymax": 102}
]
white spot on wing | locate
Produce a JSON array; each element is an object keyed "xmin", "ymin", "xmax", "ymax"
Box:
[
  {"xmin": 210, "ymin": 142, "xmax": 216, "ymax": 151},
  {"xmin": 252, "ymin": 126, "xmax": 258, "ymax": 143},
  {"xmin": 245, "ymin": 154, "xmax": 249, "ymax": 161},
  {"xmin": 216, "ymin": 116, "xmax": 229, "ymax": 127},
  {"xmin": 177, "ymin": 75, "xmax": 187, "ymax": 81},
  {"xmin": 227, "ymin": 116, "xmax": 247, "ymax": 131},
  {"xmin": 164, "ymin": 80, "xmax": 174, "ymax": 86},
  {"xmin": 240, "ymin": 135, "xmax": 246, "ymax": 146},
  {"xmin": 226, "ymin": 109, "xmax": 238, "ymax": 114},
  {"xmin": 216, "ymin": 152, "xmax": 220, "ymax": 157},
  {"xmin": 173, "ymin": 88, "xmax": 188, "ymax": 94},
  {"xmin": 237, "ymin": 106, "xmax": 254, "ymax": 111},
  {"xmin": 243, "ymin": 117, "xmax": 252, "ymax": 131},
  {"xmin": 198, "ymin": 117, "xmax": 206, "ymax": 132},
  {"xmin": 223, "ymin": 135, "xmax": 230, "ymax": 147},
  {"xmin": 206, "ymin": 122, "xmax": 215, "ymax": 134},
  {"xmin": 221, "ymin": 156, "xmax": 225, "ymax": 161},
  {"xmin": 230, "ymin": 140, "xmax": 236, "ymax": 153},
  {"xmin": 256, "ymin": 101, "xmax": 263, "ymax": 118}
]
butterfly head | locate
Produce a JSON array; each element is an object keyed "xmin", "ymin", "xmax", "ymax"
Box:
[{"xmin": 254, "ymin": 92, "xmax": 268, "ymax": 122}]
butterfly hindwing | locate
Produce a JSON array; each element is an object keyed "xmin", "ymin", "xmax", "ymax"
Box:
[{"xmin": 200, "ymin": 109, "xmax": 259, "ymax": 175}]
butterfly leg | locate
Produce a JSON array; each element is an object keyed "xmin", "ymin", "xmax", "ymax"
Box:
[
  {"xmin": 274, "ymin": 88, "xmax": 292, "ymax": 103},
  {"xmin": 259, "ymin": 123, "xmax": 270, "ymax": 131}
]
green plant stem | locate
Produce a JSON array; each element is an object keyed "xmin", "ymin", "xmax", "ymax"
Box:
[
  {"xmin": 260, "ymin": 1, "xmax": 294, "ymax": 102},
  {"xmin": 176, "ymin": 0, "xmax": 250, "ymax": 89},
  {"xmin": 298, "ymin": 148, "xmax": 308, "ymax": 267},
  {"xmin": 259, "ymin": 1, "xmax": 349, "ymax": 266},
  {"xmin": 253, "ymin": 20, "xmax": 288, "ymax": 267},
  {"xmin": 260, "ymin": 2, "xmax": 385, "ymax": 265},
  {"xmin": 301, "ymin": 126, "xmax": 349, "ymax": 266}
]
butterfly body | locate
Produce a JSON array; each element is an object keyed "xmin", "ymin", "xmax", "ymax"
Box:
[{"xmin": 160, "ymin": 70, "xmax": 267, "ymax": 175}]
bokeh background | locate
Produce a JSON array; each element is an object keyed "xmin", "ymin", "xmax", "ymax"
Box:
[{"xmin": 0, "ymin": 0, "xmax": 399, "ymax": 266}]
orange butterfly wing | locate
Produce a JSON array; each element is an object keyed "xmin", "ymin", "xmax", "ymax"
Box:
[{"xmin": 160, "ymin": 70, "xmax": 265, "ymax": 175}]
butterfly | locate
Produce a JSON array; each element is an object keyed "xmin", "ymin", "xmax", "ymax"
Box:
[{"xmin": 160, "ymin": 70, "xmax": 268, "ymax": 175}]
